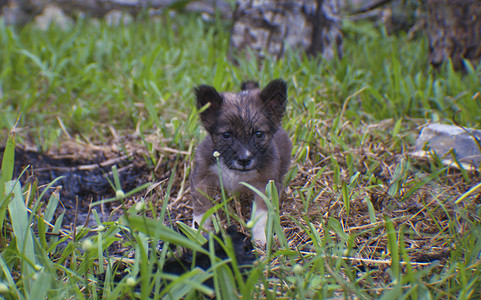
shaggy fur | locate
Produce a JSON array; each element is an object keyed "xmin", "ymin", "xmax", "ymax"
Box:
[{"xmin": 191, "ymin": 79, "xmax": 292, "ymax": 245}]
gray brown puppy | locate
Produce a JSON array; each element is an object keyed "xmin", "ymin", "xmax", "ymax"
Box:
[{"xmin": 190, "ymin": 79, "xmax": 292, "ymax": 245}]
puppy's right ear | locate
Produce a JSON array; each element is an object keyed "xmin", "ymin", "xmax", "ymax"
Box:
[{"xmin": 195, "ymin": 85, "xmax": 223, "ymax": 131}]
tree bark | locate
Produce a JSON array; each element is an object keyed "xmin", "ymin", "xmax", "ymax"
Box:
[
  {"xmin": 229, "ymin": 0, "xmax": 343, "ymax": 62},
  {"xmin": 426, "ymin": 0, "xmax": 481, "ymax": 70}
]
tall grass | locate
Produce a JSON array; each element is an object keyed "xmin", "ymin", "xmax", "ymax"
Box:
[{"xmin": 0, "ymin": 10, "xmax": 480, "ymax": 299}]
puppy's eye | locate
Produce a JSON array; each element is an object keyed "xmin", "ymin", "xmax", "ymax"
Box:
[
  {"xmin": 221, "ymin": 132, "xmax": 232, "ymax": 140},
  {"xmin": 254, "ymin": 131, "xmax": 265, "ymax": 139}
]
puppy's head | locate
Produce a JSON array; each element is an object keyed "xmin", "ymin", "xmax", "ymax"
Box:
[{"xmin": 195, "ymin": 79, "xmax": 287, "ymax": 172}]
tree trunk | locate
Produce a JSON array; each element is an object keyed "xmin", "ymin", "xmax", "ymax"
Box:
[
  {"xmin": 229, "ymin": 0, "xmax": 343, "ymax": 62},
  {"xmin": 426, "ymin": 0, "xmax": 481, "ymax": 70}
]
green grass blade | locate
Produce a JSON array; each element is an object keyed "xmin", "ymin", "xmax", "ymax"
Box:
[
  {"xmin": 159, "ymin": 269, "xmax": 214, "ymax": 298},
  {"xmin": 176, "ymin": 221, "xmax": 207, "ymax": 245},
  {"xmin": 0, "ymin": 255, "xmax": 22, "ymax": 299},
  {"xmin": 364, "ymin": 195, "xmax": 377, "ymax": 223},
  {"xmin": 90, "ymin": 182, "xmax": 151, "ymax": 207},
  {"xmin": 124, "ymin": 215, "xmax": 208, "ymax": 254},
  {"xmin": 0, "ymin": 126, "xmax": 16, "ymax": 198},
  {"xmin": 47, "ymin": 211, "xmax": 65, "ymax": 251},
  {"xmin": 341, "ymin": 181, "xmax": 350, "ymax": 216},
  {"xmin": 455, "ymin": 181, "xmax": 481, "ymax": 204},
  {"xmin": 44, "ymin": 191, "xmax": 60, "ymax": 224},
  {"xmin": 0, "ymin": 122, "xmax": 17, "ymax": 238},
  {"xmin": 36, "ymin": 176, "xmax": 65, "ymax": 204},
  {"xmin": 29, "ymin": 271, "xmax": 52, "ymax": 300},
  {"xmin": 401, "ymin": 167, "xmax": 447, "ymax": 201},
  {"xmin": 6, "ymin": 181, "xmax": 35, "ymax": 255},
  {"xmin": 384, "ymin": 215, "xmax": 399, "ymax": 282}
]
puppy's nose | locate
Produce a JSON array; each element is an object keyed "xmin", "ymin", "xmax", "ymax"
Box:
[
  {"xmin": 237, "ymin": 157, "xmax": 252, "ymax": 167},
  {"xmin": 237, "ymin": 150, "xmax": 253, "ymax": 167}
]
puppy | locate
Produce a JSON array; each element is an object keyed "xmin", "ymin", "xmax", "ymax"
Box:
[{"xmin": 190, "ymin": 79, "xmax": 292, "ymax": 245}]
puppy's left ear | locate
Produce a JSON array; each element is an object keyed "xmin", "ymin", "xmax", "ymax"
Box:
[{"xmin": 260, "ymin": 79, "xmax": 287, "ymax": 122}]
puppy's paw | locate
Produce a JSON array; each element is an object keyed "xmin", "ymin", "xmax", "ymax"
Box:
[{"xmin": 252, "ymin": 228, "xmax": 267, "ymax": 249}]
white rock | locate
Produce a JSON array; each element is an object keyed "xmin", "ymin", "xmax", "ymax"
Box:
[{"xmin": 412, "ymin": 124, "xmax": 481, "ymax": 170}]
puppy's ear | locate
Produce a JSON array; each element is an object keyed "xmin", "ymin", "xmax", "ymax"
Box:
[
  {"xmin": 195, "ymin": 85, "xmax": 223, "ymax": 131},
  {"xmin": 260, "ymin": 79, "xmax": 287, "ymax": 123}
]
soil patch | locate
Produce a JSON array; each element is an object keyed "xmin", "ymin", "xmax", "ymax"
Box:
[{"xmin": 2, "ymin": 145, "xmax": 151, "ymax": 228}]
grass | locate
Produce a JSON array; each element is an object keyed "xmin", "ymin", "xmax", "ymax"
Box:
[{"xmin": 1, "ymin": 9, "xmax": 481, "ymax": 299}]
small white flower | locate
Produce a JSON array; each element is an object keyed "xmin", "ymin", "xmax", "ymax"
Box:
[
  {"xmin": 135, "ymin": 201, "xmax": 146, "ymax": 212},
  {"xmin": 213, "ymin": 151, "xmax": 220, "ymax": 158},
  {"xmin": 293, "ymin": 264, "xmax": 303, "ymax": 275},
  {"xmin": 82, "ymin": 239, "xmax": 94, "ymax": 251},
  {"xmin": 126, "ymin": 276, "xmax": 137, "ymax": 287},
  {"xmin": 115, "ymin": 190, "xmax": 125, "ymax": 200}
]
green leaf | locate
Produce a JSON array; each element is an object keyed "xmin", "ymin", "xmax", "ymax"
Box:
[
  {"xmin": 388, "ymin": 159, "xmax": 407, "ymax": 198},
  {"xmin": 0, "ymin": 255, "xmax": 22, "ymax": 298},
  {"xmin": 455, "ymin": 181, "xmax": 481, "ymax": 204},
  {"xmin": 0, "ymin": 125, "xmax": 15, "ymax": 198},
  {"xmin": 159, "ymin": 268, "xmax": 214, "ymax": 298},
  {"xmin": 384, "ymin": 215, "xmax": 399, "ymax": 281},
  {"xmin": 44, "ymin": 191, "xmax": 60, "ymax": 224},
  {"xmin": 364, "ymin": 196, "xmax": 377, "ymax": 223},
  {"xmin": 176, "ymin": 221, "xmax": 207, "ymax": 245},
  {"xmin": 341, "ymin": 181, "xmax": 350, "ymax": 216},
  {"xmin": 47, "ymin": 211, "xmax": 65, "ymax": 250},
  {"xmin": 18, "ymin": 49, "xmax": 48, "ymax": 75},
  {"xmin": 380, "ymin": 283, "xmax": 402, "ymax": 300},
  {"xmin": 123, "ymin": 214, "xmax": 208, "ymax": 254},
  {"xmin": 30, "ymin": 271, "xmax": 52, "ymax": 300},
  {"xmin": 6, "ymin": 180, "xmax": 37, "ymax": 273},
  {"xmin": 392, "ymin": 118, "xmax": 403, "ymax": 137},
  {"xmin": 401, "ymin": 167, "xmax": 447, "ymax": 201},
  {"xmin": 0, "ymin": 126, "xmax": 17, "ymax": 244},
  {"xmin": 327, "ymin": 217, "xmax": 349, "ymax": 242}
]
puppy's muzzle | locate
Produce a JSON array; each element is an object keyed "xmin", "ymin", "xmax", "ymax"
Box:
[{"xmin": 234, "ymin": 149, "xmax": 255, "ymax": 171}]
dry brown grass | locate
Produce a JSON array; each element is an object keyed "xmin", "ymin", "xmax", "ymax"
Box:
[{"xmin": 6, "ymin": 115, "xmax": 480, "ymax": 298}]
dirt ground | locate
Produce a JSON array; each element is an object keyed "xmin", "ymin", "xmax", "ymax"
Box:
[{"xmin": 2, "ymin": 133, "xmax": 479, "ymax": 266}]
